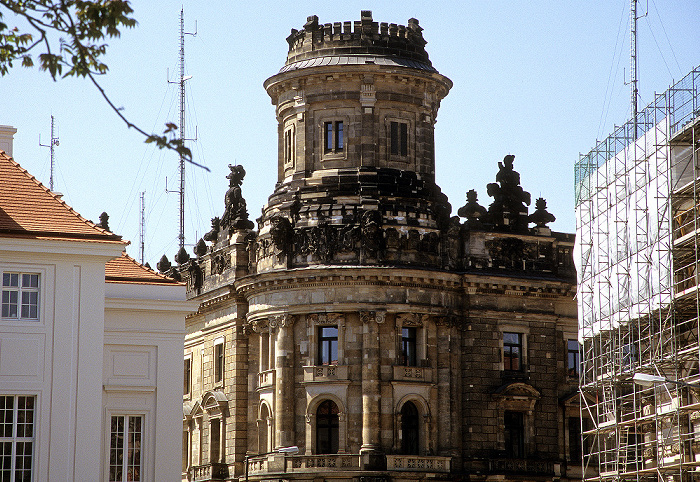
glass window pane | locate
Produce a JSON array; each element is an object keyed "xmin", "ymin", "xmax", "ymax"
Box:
[{"xmin": 336, "ymin": 122, "xmax": 343, "ymax": 149}]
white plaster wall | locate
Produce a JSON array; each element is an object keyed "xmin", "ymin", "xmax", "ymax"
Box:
[
  {"xmin": 0, "ymin": 238, "xmax": 123, "ymax": 481},
  {"xmin": 104, "ymin": 281, "xmax": 195, "ymax": 482}
]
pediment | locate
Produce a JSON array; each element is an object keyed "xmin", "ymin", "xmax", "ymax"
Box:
[{"xmin": 493, "ymin": 382, "xmax": 541, "ymax": 400}]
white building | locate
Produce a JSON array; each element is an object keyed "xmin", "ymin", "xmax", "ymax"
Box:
[{"xmin": 0, "ymin": 143, "xmax": 196, "ymax": 481}]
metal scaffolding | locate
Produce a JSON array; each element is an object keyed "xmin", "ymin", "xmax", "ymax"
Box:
[{"xmin": 575, "ymin": 67, "xmax": 700, "ymax": 482}]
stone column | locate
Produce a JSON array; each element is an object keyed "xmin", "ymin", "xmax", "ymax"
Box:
[
  {"xmin": 360, "ymin": 311, "xmax": 381, "ymax": 453},
  {"xmin": 272, "ymin": 314, "xmax": 295, "ymax": 449}
]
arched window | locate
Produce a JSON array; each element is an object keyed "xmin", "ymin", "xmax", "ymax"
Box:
[
  {"xmin": 316, "ymin": 400, "xmax": 339, "ymax": 454},
  {"xmin": 401, "ymin": 401, "xmax": 419, "ymax": 455},
  {"xmin": 259, "ymin": 404, "xmax": 270, "ymax": 453}
]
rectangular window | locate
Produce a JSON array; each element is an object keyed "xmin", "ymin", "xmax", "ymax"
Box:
[
  {"xmin": 503, "ymin": 332, "xmax": 523, "ymax": 371},
  {"xmin": 210, "ymin": 419, "xmax": 220, "ymax": 463},
  {"xmin": 214, "ymin": 342, "xmax": 224, "ymax": 384},
  {"xmin": 109, "ymin": 415, "xmax": 142, "ymax": 482},
  {"xmin": 390, "ymin": 121, "xmax": 408, "ymax": 156},
  {"xmin": 2, "ymin": 273, "xmax": 39, "ymax": 320},
  {"xmin": 401, "ymin": 327, "xmax": 417, "ymax": 367},
  {"xmin": 284, "ymin": 126, "xmax": 294, "ymax": 166},
  {"xmin": 567, "ymin": 340, "xmax": 581, "ymax": 377},
  {"xmin": 318, "ymin": 326, "xmax": 338, "ymax": 365},
  {"xmin": 0, "ymin": 395, "xmax": 35, "ymax": 482},
  {"xmin": 504, "ymin": 410, "xmax": 524, "ymax": 458},
  {"xmin": 184, "ymin": 358, "xmax": 192, "ymax": 396},
  {"xmin": 324, "ymin": 121, "xmax": 344, "ymax": 153}
]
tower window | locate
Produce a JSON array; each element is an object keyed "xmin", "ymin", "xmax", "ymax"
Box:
[
  {"xmin": 567, "ymin": 340, "xmax": 581, "ymax": 377},
  {"xmin": 284, "ymin": 126, "xmax": 295, "ymax": 166},
  {"xmin": 400, "ymin": 401, "xmax": 419, "ymax": 455},
  {"xmin": 324, "ymin": 121, "xmax": 344, "ymax": 153},
  {"xmin": 316, "ymin": 400, "xmax": 339, "ymax": 454},
  {"xmin": 504, "ymin": 410, "xmax": 525, "ymax": 458},
  {"xmin": 401, "ymin": 327, "xmax": 417, "ymax": 366},
  {"xmin": 503, "ymin": 332, "xmax": 523, "ymax": 371},
  {"xmin": 214, "ymin": 341, "xmax": 224, "ymax": 384},
  {"xmin": 184, "ymin": 357, "xmax": 191, "ymax": 396},
  {"xmin": 390, "ymin": 121, "xmax": 408, "ymax": 156},
  {"xmin": 318, "ymin": 326, "xmax": 338, "ymax": 365}
]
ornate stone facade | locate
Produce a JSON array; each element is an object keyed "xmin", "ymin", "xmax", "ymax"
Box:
[{"xmin": 179, "ymin": 11, "xmax": 583, "ymax": 482}]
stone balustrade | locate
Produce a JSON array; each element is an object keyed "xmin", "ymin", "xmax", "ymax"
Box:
[
  {"xmin": 190, "ymin": 462, "xmax": 228, "ymax": 481},
  {"xmin": 392, "ymin": 365, "xmax": 432, "ymax": 382},
  {"xmin": 488, "ymin": 458, "xmax": 554, "ymax": 476},
  {"xmin": 386, "ymin": 455, "xmax": 451, "ymax": 472},
  {"xmin": 248, "ymin": 454, "xmax": 362, "ymax": 474},
  {"xmin": 303, "ymin": 364, "xmax": 349, "ymax": 382},
  {"xmin": 257, "ymin": 368, "xmax": 275, "ymax": 389}
]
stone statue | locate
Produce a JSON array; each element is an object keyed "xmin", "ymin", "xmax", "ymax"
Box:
[
  {"xmin": 203, "ymin": 217, "xmax": 220, "ymax": 244},
  {"xmin": 98, "ymin": 211, "xmax": 110, "ymax": 232},
  {"xmin": 269, "ymin": 216, "xmax": 293, "ymax": 257},
  {"xmin": 486, "ymin": 155, "xmax": 531, "ymax": 232},
  {"xmin": 221, "ymin": 164, "xmax": 254, "ymax": 230}
]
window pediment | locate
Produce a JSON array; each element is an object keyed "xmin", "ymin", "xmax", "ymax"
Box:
[
  {"xmin": 202, "ymin": 390, "xmax": 228, "ymax": 416},
  {"xmin": 493, "ymin": 382, "xmax": 540, "ymax": 412}
]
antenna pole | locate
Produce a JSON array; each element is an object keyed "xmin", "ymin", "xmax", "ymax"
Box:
[
  {"xmin": 178, "ymin": 8, "xmax": 186, "ymax": 250},
  {"xmin": 39, "ymin": 115, "xmax": 59, "ymax": 191},
  {"xmin": 140, "ymin": 191, "xmax": 146, "ymax": 264},
  {"xmin": 630, "ymin": 0, "xmax": 639, "ymax": 140}
]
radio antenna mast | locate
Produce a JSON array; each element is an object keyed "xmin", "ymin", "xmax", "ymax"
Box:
[
  {"xmin": 168, "ymin": 8, "xmax": 197, "ymax": 250},
  {"xmin": 630, "ymin": 0, "xmax": 638, "ymax": 140},
  {"xmin": 39, "ymin": 115, "xmax": 59, "ymax": 191},
  {"xmin": 140, "ymin": 191, "xmax": 146, "ymax": 264}
]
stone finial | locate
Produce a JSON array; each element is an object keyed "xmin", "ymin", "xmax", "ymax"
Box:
[
  {"xmin": 194, "ymin": 238, "xmax": 207, "ymax": 257},
  {"xmin": 98, "ymin": 212, "xmax": 110, "ymax": 232},
  {"xmin": 174, "ymin": 246, "xmax": 190, "ymax": 265},
  {"xmin": 457, "ymin": 189, "xmax": 487, "ymax": 227},
  {"xmin": 156, "ymin": 254, "xmax": 171, "ymax": 273},
  {"xmin": 528, "ymin": 197, "xmax": 556, "ymax": 228}
]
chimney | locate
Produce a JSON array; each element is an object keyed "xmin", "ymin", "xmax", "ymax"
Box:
[{"xmin": 0, "ymin": 125, "xmax": 17, "ymax": 158}]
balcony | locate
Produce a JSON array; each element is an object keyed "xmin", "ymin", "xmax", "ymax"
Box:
[
  {"xmin": 488, "ymin": 458, "xmax": 554, "ymax": 476},
  {"xmin": 303, "ymin": 365, "xmax": 349, "ymax": 383},
  {"xmin": 248, "ymin": 453, "xmax": 361, "ymax": 475},
  {"xmin": 386, "ymin": 455, "xmax": 451, "ymax": 473},
  {"xmin": 392, "ymin": 365, "xmax": 432, "ymax": 383},
  {"xmin": 257, "ymin": 369, "xmax": 275, "ymax": 389},
  {"xmin": 190, "ymin": 462, "xmax": 228, "ymax": 481}
]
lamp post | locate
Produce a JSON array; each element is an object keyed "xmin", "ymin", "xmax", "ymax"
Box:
[
  {"xmin": 632, "ymin": 372, "xmax": 700, "ymax": 389},
  {"xmin": 245, "ymin": 446, "xmax": 299, "ymax": 482}
]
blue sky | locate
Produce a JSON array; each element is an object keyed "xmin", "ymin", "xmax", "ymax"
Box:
[{"xmin": 1, "ymin": 1, "xmax": 697, "ymax": 267}]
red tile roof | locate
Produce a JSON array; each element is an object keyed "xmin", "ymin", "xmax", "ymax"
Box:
[
  {"xmin": 106, "ymin": 252, "xmax": 182, "ymax": 285},
  {"xmin": 0, "ymin": 151, "xmax": 123, "ymax": 243}
]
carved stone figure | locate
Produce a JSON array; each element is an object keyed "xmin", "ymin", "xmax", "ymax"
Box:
[
  {"xmin": 360, "ymin": 210, "xmax": 383, "ymax": 258},
  {"xmin": 203, "ymin": 217, "xmax": 220, "ymax": 244},
  {"xmin": 269, "ymin": 216, "xmax": 294, "ymax": 258},
  {"xmin": 187, "ymin": 261, "xmax": 203, "ymax": 292},
  {"xmin": 221, "ymin": 164, "xmax": 254, "ymax": 230},
  {"xmin": 98, "ymin": 211, "xmax": 110, "ymax": 232},
  {"xmin": 486, "ymin": 155, "xmax": 531, "ymax": 232},
  {"xmin": 528, "ymin": 197, "xmax": 556, "ymax": 228}
]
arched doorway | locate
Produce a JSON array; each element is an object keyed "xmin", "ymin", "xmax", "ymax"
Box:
[
  {"xmin": 316, "ymin": 400, "xmax": 339, "ymax": 454},
  {"xmin": 401, "ymin": 401, "xmax": 419, "ymax": 455}
]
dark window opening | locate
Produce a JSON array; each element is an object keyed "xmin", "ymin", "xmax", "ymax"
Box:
[
  {"xmin": 316, "ymin": 400, "xmax": 339, "ymax": 454},
  {"xmin": 567, "ymin": 340, "xmax": 581, "ymax": 377},
  {"xmin": 401, "ymin": 327, "xmax": 417, "ymax": 366},
  {"xmin": 324, "ymin": 121, "xmax": 344, "ymax": 153},
  {"xmin": 503, "ymin": 332, "xmax": 523, "ymax": 371},
  {"xmin": 568, "ymin": 416, "xmax": 582, "ymax": 462},
  {"xmin": 504, "ymin": 411, "xmax": 525, "ymax": 458},
  {"xmin": 214, "ymin": 343, "xmax": 224, "ymax": 384},
  {"xmin": 400, "ymin": 401, "xmax": 420, "ymax": 455},
  {"xmin": 210, "ymin": 419, "xmax": 220, "ymax": 463},
  {"xmin": 390, "ymin": 121, "xmax": 408, "ymax": 156},
  {"xmin": 318, "ymin": 326, "xmax": 338, "ymax": 365},
  {"xmin": 184, "ymin": 358, "xmax": 191, "ymax": 396}
]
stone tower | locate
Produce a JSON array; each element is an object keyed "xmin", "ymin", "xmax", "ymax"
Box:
[{"xmin": 180, "ymin": 11, "xmax": 582, "ymax": 482}]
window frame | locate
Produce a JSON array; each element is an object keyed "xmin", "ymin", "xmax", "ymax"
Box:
[
  {"xmin": 324, "ymin": 121, "xmax": 344, "ymax": 154},
  {"xmin": 183, "ymin": 355, "xmax": 192, "ymax": 397},
  {"xmin": 2, "ymin": 272, "xmax": 40, "ymax": 321},
  {"xmin": 567, "ymin": 339, "xmax": 581, "ymax": 378},
  {"xmin": 283, "ymin": 123, "xmax": 295, "ymax": 168},
  {"xmin": 400, "ymin": 401, "xmax": 420, "ymax": 455},
  {"xmin": 401, "ymin": 327, "xmax": 418, "ymax": 367},
  {"xmin": 209, "ymin": 418, "xmax": 221, "ymax": 463},
  {"xmin": 315, "ymin": 400, "xmax": 339, "ymax": 454},
  {"xmin": 214, "ymin": 339, "xmax": 224, "ymax": 385},
  {"xmin": 0, "ymin": 395, "xmax": 35, "ymax": 482},
  {"xmin": 317, "ymin": 326, "xmax": 339, "ymax": 366},
  {"xmin": 108, "ymin": 414, "xmax": 144, "ymax": 482},
  {"xmin": 390, "ymin": 120, "xmax": 409, "ymax": 157},
  {"xmin": 503, "ymin": 332, "xmax": 524, "ymax": 372}
]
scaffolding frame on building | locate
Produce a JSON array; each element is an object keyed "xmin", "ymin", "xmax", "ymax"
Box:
[{"xmin": 575, "ymin": 67, "xmax": 700, "ymax": 482}]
